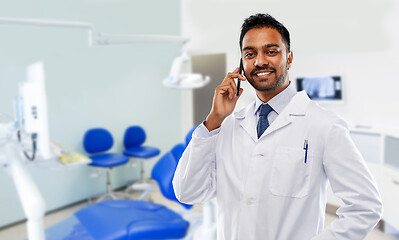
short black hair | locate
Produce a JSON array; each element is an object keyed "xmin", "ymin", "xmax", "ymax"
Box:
[{"xmin": 239, "ymin": 13, "xmax": 291, "ymax": 52}]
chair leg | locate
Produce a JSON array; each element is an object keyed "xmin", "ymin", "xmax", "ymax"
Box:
[
  {"xmin": 137, "ymin": 184, "xmax": 156, "ymax": 200},
  {"xmin": 94, "ymin": 168, "xmax": 131, "ymax": 202},
  {"xmin": 106, "ymin": 168, "xmax": 113, "ymax": 197},
  {"xmin": 124, "ymin": 158, "xmax": 157, "ymax": 200},
  {"xmin": 96, "ymin": 194, "xmax": 110, "ymax": 203},
  {"xmin": 140, "ymin": 159, "xmax": 145, "ymax": 182}
]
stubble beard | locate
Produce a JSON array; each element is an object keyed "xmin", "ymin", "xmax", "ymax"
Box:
[{"xmin": 246, "ymin": 65, "xmax": 288, "ymax": 92}]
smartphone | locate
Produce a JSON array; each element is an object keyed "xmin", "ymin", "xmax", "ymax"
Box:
[{"xmin": 237, "ymin": 58, "xmax": 243, "ymax": 96}]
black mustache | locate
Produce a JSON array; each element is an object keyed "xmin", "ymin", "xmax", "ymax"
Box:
[{"xmin": 250, "ymin": 66, "xmax": 276, "ymax": 76}]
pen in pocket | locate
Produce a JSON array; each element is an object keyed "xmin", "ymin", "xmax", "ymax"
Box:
[{"xmin": 303, "ymin": 140, "xmax": 308, "ymax": 163}]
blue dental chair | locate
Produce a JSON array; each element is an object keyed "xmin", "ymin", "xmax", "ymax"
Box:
[{"xmin": 45, "ymin": 129, "xmax": 196, "ymax": 240}]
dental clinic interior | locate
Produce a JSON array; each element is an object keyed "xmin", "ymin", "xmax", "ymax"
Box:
[{"xmin": 1, "ymin": 0, "xmax": 399, "ymax": 239}]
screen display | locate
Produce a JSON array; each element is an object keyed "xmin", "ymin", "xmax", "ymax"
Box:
[{"xmin": 296, "ymin": 75, "xmax": 342, "ymax": 100}]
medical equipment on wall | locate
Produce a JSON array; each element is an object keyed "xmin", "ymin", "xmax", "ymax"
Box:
[
  {"xmin": 17, "ymin": 62, "xmax": 51, "ymax": 160},
  {"xmin": 0, "ymin": 62, "xmax": 51, "ymax": 240},
  {"xmin": 0, "ymin": 17, "xmax": 209, "ymax": 89}
]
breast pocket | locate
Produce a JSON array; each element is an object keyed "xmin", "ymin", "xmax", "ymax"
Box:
[{"xmin": 269, "ymin": 148, "xmax": 313, "ymax": 198}]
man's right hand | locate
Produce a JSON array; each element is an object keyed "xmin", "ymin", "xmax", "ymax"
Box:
[{"xmin": 205, "ymin": 67, "xmax": 246, "ymax": 131}]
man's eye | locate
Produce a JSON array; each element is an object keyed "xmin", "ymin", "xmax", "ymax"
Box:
[
  {"xmin": 267, "ymin": 50, "xmax": 279, "ymax": 55},
  {"xmin": 245, "ymin": 53, "xmax": 255, "ymax": 58}
]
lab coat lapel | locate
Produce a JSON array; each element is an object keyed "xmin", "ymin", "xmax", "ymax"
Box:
[
  {"xmin": 263, "ymin": 113, "xmax": 292, "ymax": 136},
  {"xmin": 234, "ymin": 91, "xmax": 310, "ymax": 141},
  {"xmin": 235, "ymin": 103, "xmax": 258, "ymax": 142},
  {"xmin": 263, "ymin": 91, "xmax": 310, "ymax": 137}
]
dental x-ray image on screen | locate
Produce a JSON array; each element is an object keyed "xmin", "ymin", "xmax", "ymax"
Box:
[{"xmin": 296, "ymin": 75, "xmax": 342, "ymax": 101}]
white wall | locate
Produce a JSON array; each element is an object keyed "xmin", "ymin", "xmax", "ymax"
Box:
[
  {"xmin": 0, "ymin": 0, "xmax": 183, "ymax": 227},
  {"xmin": 181, "ymin": 0, "xmax": 399, "ymax": 129}
]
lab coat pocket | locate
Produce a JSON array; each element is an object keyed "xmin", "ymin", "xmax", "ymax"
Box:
[{"xmin": 269, "ymin": 148, "xmax": 313, "ymax": 198}]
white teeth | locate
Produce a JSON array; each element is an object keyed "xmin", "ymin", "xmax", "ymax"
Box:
[{"xmin": 257, "ymin": 72, "xmax": 271, "ymax": 76}]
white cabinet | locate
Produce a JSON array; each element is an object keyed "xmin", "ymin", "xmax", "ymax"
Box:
[
  {"xmin": 350, "ymin": 131, "xmax": 384, "ymax": 189},
  {"xmin": 381, "ymin": 135, "xmax": 399, "ymax": 230},
  {"xmin": 382, "ymin": 165, "xmax": 399, "ymax": 230}
]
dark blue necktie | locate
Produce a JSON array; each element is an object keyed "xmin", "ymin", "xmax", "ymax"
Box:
[{"xmin": 257, "ymin": 104, "xmax": 273, "ymax": 139}]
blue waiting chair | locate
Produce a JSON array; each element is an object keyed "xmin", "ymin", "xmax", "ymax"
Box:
[
  {"xmin": 46, "ymin": 143, "xmax": 192, "ymax": 240},
  {"xmin": 83, "ymin": 128, "xmax": 130, "ymax": 202},
  {"xmin": 123, "ymin": 125, "xmax": 161, "ymax": 199}
]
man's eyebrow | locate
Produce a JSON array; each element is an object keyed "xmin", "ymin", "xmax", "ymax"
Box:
[
  {"xmin": 242, "ymin": 44, "xmax": 280, "ymax": 52},
  {"xmin": 263, "ymin": 43, "xmax": 280, "ymax": 49},
  {"xmin": 242, "ymin": 46, "xmax": 255, "ymax": 52}
]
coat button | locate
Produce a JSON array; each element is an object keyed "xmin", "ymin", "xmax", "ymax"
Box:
[
  {"xmin": 246, "ymin": 198, "xmax": 255, "ymax": 205},
  {"xmin": 253, "ymin": 153, "xmax": 264, "ymax": 157}
]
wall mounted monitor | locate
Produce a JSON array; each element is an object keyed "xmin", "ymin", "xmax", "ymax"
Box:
[{"xmin": 296, "ymin": 75, "xmax": 343, "ymax": 102}]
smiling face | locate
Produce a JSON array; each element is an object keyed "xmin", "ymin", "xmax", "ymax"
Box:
[{"xmin": 241, "ymin": 27, "xmax": 293, "ymax": 101}]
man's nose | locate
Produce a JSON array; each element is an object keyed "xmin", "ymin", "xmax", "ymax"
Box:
[{"xmin": 254, "ymin": 53, "xmax": 269, "ymax": 67}]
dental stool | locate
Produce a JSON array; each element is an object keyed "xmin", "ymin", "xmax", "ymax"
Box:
[
  {"xmin": 83, "ymin": 128, "xmax": 130, "ymax": 202},
  {"xmin": 123, "ymin": 125, "xmax": 161, "ymax": 200}
]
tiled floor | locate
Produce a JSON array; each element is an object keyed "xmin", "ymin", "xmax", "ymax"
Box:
[{"xmin": 1, "ymin": 189, "xmax": 398, "ymax": 240}]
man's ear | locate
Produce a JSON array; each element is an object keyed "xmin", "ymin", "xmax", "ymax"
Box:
[{"xmin": 287, "ymin": 51, "xmax": 293, "ymax": 69}]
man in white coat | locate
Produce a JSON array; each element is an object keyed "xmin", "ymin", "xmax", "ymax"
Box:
[{"xmin": 173, "ymin": 13, "xmax": 382, "ymax": 240}]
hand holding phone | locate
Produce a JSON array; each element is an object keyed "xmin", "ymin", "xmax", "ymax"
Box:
[{"xmin": 205, "ymin": 64, "xmax": 245, "ymax": 131}]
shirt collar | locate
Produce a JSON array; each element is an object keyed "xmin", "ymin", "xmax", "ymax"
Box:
[{"xmin": 254, "ymin": 82, "xmax": 297, "ymax": 115}]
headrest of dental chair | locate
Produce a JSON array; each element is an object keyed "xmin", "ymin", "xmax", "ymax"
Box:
[
  {"xmin": 151, "ymin": 143, "xmax": 192, "ymax": 209},
  {"xmin": 185, "ymin": 125, "xmax": 198, "ymax": 147},
  {"xmin": 170, "ymin": 142, "xmax": 185, "ymax": 161}
]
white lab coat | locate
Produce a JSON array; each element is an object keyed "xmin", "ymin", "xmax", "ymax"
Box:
[{"xmin": 173, "ymin": 91, "xmax": 383, "ymax": 240}]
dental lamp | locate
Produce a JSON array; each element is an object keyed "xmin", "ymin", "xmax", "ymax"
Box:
[{"xmin": 162, "ymin": 49, "xmax": 211, "ymax": 89}]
